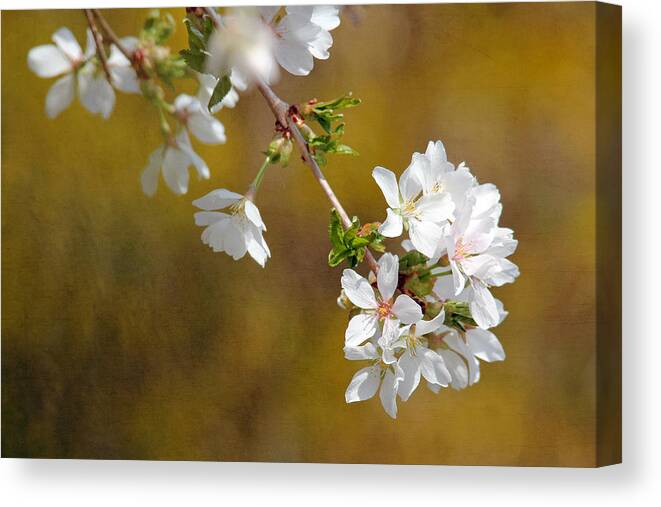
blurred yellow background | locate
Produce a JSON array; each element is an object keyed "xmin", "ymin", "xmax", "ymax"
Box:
[{"xmin": 2, "ymin": 3, "xmax": 599, "ymax": 465}]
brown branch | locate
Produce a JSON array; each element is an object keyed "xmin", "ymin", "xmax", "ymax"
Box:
[
  {"xmin": 84, "ymin": 9, "xmax": 112, "ymax": 82},
  {"xmin": 92, "ymin": 9, "xmax": 133, "ymax": 62}
]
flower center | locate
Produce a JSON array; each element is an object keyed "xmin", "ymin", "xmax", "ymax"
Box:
[
  {"xmin": 452, "ymin": 237, "xmax": 470, "ymax": 261},
  {"xmin": 229, "ymin": 199, "xmax": 246, "ymax": 216},
  {"xmin": 377, "ymin": 301, "xmax": 392, "ymax": 319},
  {"xmin": 401, "ymin": 199, "xmax": 418, "ymax": 217},
  {"xmin": 431, "ymin": 181, "xmax": 444, "ymax": 194}
]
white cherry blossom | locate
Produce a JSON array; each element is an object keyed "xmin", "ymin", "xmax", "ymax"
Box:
[
  {"xmin": 140, "ymin": 129, "xmax": 209, "ymax": 196},
  {"xmin": 173, "ymin": 94, "xmax": 226, "ymax": 144},
  {"xmin": 193, "ymin": 189, "xmax": 270, "ymax": 267},
  {"xmin": 437, "ymin": 186, "xmax": 519, "ymax": 328},
  {"xmin": 28, "ymin": 27, "xmax": 139, "ymax": 119},
  {"xmin": 392, "ymin": 311, "xmax": 452, "ymax": 400},
  {"xmin": 373, "ymin": 162, "xmax": 454, "ymax": 258},
  {"xmin": 206, "ymin": 8, "xmax": 279, "ymax": 85},
  {"xmin": 344, "ymin": 341, "xmax": 405, "ymax": 419},
  {"xmin": 414, "ymin": 140, "xmax": 476, "ymax": 215},
  {"xmin": 341, "ymin": 253, "xmax": 422, "ymax": 348},
  {"xmin": 259, "ymin": 5, "xmax": 340, "ymax": 76}
]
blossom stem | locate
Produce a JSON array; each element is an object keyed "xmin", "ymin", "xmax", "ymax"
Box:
[
  {"xmin": 92, "ymin": 9, "xmax": 133, "ymax": 63},
  {"xmin": 245, "ymin": 156, "xmax": 271, "ymax": 201},
  {"xmin": 84, "ymin": 9, "xmax": 112, "ymax": 83}
]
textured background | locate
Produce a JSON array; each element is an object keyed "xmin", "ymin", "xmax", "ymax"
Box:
[{"xmin": 2, "ymin": 3, "xmax": 599, "ymax": 465}]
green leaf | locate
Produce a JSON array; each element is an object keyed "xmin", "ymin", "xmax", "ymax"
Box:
[
  {"xmin": 328, "ymin": 209, "xmax": 345, "ymax": 251},
  {"xmin": 208, "ymin": 75, "xmax": 232, "ymax": 112},
  {"xmin": 179, "ymin": 49, "xmax": 206, "ymax": 73}
]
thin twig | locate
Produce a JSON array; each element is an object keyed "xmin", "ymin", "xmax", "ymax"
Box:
[
  {"xmin": 255, "ymin": 79, "xmax": 379, "ymax": 274},
  {"xmin": 92, "ymin": 9, "xmax": 133, "ymax": 62},
  {"xmin": 84, "ymin": 9, "xmax": 112, "ymax": 82}
]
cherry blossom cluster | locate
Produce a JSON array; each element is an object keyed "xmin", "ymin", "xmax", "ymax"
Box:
[
  {"xmin": 26, "ymin": 6, "xmax": 519, "ymax": 418},
  {"xmin": 341, "ymin": 140, "xmax": 519, "ymax": 418}
]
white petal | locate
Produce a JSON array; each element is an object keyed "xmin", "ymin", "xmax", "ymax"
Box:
[
  {"xmin": 188, "ymin": 113, "xmax": 226, "ymax": 144},
  {"xmin": 376, "ymin": 252, "xmax": 399, "ymax": 302},
  {"xmin": 78, "ymin": 70, "xmax": 115, "ymax": 119},
  {"xmin": 345, "ymin": 366, "xmax": 380, "ymax": 403},
  {"xmin": 438, "ymin": 349, "xmax": 469, "ymax": 390},
  {"xmin": 392, "ymin": 294, "xmax": 422, "ymax": 324},
  {"xmin": 416, "ymin": 192, "xmax": 454, "ymax": 223},
  {"xmin": 450, "ymin": 260, "xmax": 466, "ymax": 295},
  {"xmin": 341, "ymin": 270, "xmax": 377, "ymax": 310},
  {"xmin": 193, "ymin": 189, "xmax": 243, "ymax": 211},
  {"xmin": 110, "ymin": 65, "xmax": 140, "ymax": 94},
  {"xmin": 344, "ymin": 342, "xmax": 379, "ymax": 361},
  {"xmin": 44, "ymin": 73, "xmax": 74, "ymax": 118},
  {"xmin": 310, "ymin": 5, "xmax": 340, "ymax": 30},
  {"xmin": 140, "ymin": 148, "xmax": 163, "ymax": 197},
  {"xmin": 379, "ymin": 366, "xmax": 402, "ymax": 418},
  {"xmin": 176, "ymin": 130, "xmax": 209, "ymax": 180},
  {"xmin": 274, "ymin": 39, "xmax": 314, "ymax": 76},
  {"xmin": 52, "ymin": 27, "xmax": 83, "ymax": 61},
  {"xmin": 408, "ymin": 219, "xmax": 443, "ymax": 258},
  {"xmin": 345, "ymin": 313, "xmax": 378, "ymax": 347},
  {"xmin": 466, "ymin": 329, "xmax": 505, "ymax": 362},
  {"xmin": 161, "ymin": 146, "xmax": 190, "ymax": 195},
  {"xmin": 243, "ymin": 200, "xmax": 265, "ymax": 229},
  {"xmin": 245, "ymin": 225, "xmax": 270, "ymax": 267},
  {"xmin": 194, "ymin": 211, "xmax": 228, "ymax": 227},
  {"xmin": 378, "ymin": 209, "xmax": 403, "ymax": 238},
  {"xmin": 397, "ymin": 351, "xmax": 421, "ymax": 401},
  {"xmin": 27, "ymin": 45, "xmax": 71, "ymax": 78},
  {"xmin": 372, "ymin": 166, "xmax": 400, "ymax": 209},
  {"xmin": 444, "ymin": 333, "xmax": 480, "ymax": 385},
  {"xmin": 399, "ymin": 157, "xmax": 425, "ymax": 202},
  {"xmin": 469, "ymin": 280, "xmax": 500, "ymax": 329},
  {"xmin": 415, "ymin": 310, "xmax": 445, "ymax": 336},
  {"xmin": 432, "ymin": 275, "xmax": 456, "ymax": 300},
  {"xmin": 420, "ymin": 348, "xmax": 451, "ymax": 386}
]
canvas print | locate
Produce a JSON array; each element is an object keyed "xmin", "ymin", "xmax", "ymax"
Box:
[{"xmin": 1, "ymin": 2, "xmax": 621, "ymax": 466}]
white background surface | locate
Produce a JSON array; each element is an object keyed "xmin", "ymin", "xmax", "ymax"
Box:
[{"xmin": 1, "ymin": 0, "xmax": 658, "ymax": 504}]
